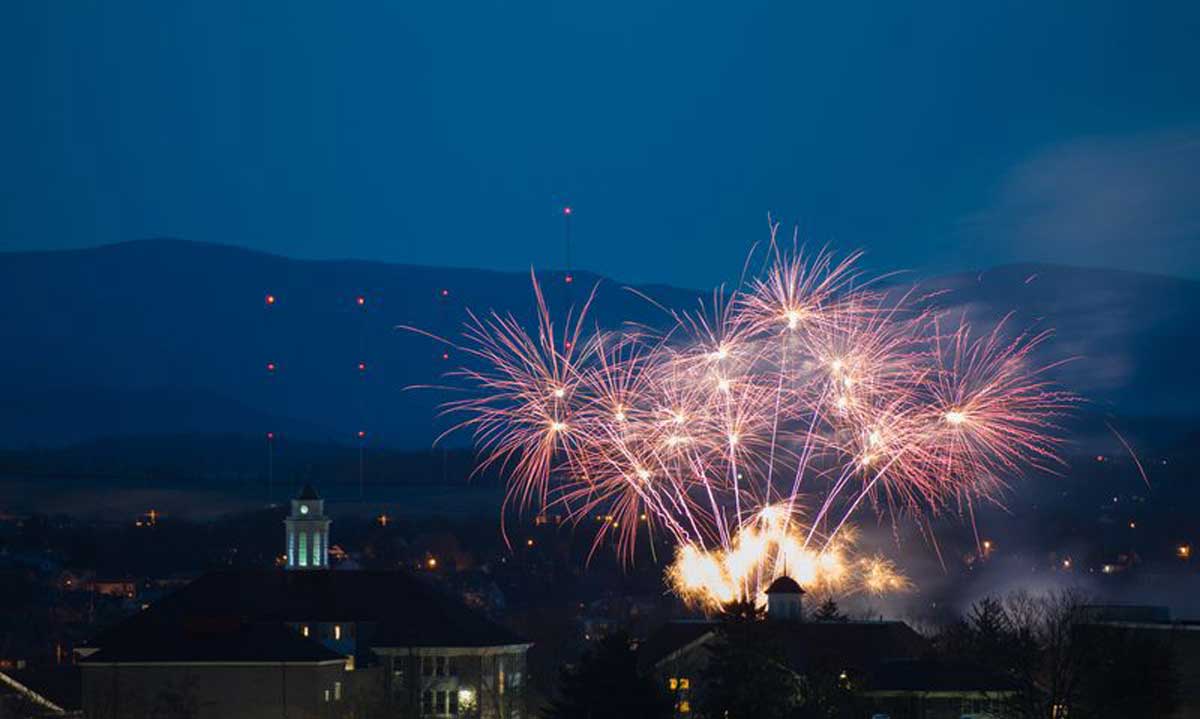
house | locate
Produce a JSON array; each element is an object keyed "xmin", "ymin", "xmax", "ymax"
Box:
[
  {"xmin": 640, "ymin": 576, "xmax": 1014, "ymax": 718},
  {"xmin": 78, "ymin": 485, "xmax": 532, "ymax": 719}
]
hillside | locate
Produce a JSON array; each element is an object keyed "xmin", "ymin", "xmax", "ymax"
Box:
[{"xmin": 1, "ymin": 239, "xmax": 1197, "ymax": 449}]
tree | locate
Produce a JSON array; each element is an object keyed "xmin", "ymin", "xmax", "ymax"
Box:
[
  {"xmin": 697, "ymin": 602, "xmax": 804, "ymax": 719},
  {"xmin": 543, "ymin": 630, "xmax": 672, "ymax": 719},
  {"xmin": 812, "ymin": 597, "xmax": 845, "ymax": 622},
  {"xmin": 935, "ymin": 589, "xmax": 1178, "ymax": 719}
]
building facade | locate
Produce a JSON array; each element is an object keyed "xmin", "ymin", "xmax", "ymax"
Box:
[{"xmin": 79, "ymin": 486, "xmax": 531, "ymax": 719}]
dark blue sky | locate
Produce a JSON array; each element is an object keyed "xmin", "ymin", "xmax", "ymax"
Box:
[{"xmin": 3, "ymin": 1, "xmax": 1198, "ymax": 286}]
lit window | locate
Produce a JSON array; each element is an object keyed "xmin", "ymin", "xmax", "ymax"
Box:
[
  {"xmin": 334, "ymin": 624, "xmax": 342, "ymax": 640},
  {"xmin": 679, "ymin": 700, "xmax": 691, "ymax": 713},
  {"xmin": 345, "ymin": 655, "xmax": 355, "ymax": 671},
  {"xmin": 323, "ymin": 689, "xmax": 330, "ymax": 702},
  {"xmin": 298, "ymin": 533, "xmax": 308, "ymax": 567},
  {"xmin": 679, "ymin": 678, "xmax": 690, "ymax": 690},
  {"xmin": 668, "ymin": 678, "xmax": 678, "ymax": 690},
  {"xmin": 301, "ymin": 625, "xmax": 309, "ymax": 637}
]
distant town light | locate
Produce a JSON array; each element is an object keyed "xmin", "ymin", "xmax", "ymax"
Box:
[
  {"xmin": 356, "ymin": 296, "xmax": 366, "ymax": 306},
  {"xmin": 1178, "ymin": 545, "xmax": 1192, "ymax": 559}
]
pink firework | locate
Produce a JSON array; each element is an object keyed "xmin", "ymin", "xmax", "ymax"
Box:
[{"xmin": 410, "ymin": 236, "xmax": 1075, "ymax": 604}]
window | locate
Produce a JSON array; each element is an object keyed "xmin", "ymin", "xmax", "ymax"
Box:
[
  {"xmin": 678, "ymin": 678, "xmax": 689, "ymax": 690},
  {"xmin": 334, "ymin": 681, "xmax": 342, "ymax": 701},
  {"xmin": 323, "ymin": 689, "xmax": 330, "ymax": 702},
  {"xmin": 313, "ymin": 531, "xmax": 322, "ymax": 566},
  {"xmin": 448, "ymin": 688, "xmax": 459, "ymax": 715},
  {"xmin": 422, "ymin": 690, "xmax": 433, "ymax": 715},
  {"xmin": 446, "ymin": 656, "xmax": 457, "ymax": 676},
  {"xmin": 668, "ymin": 678, "xmax": 678, "ymax": 690},
  {"xmin": 422, "ymin": 656, "xmax": 433, "ymax": 677},
  {"xmin": 436, "ymin": 690, "xmax": 448, "ymax": 714},
  {"xmin": 301, "ymin": 625, "xmax": 310, "ymax": 638},
  {"xmin": 298, "ymin": 532, "xmax": 308, "ymax": 567},
  {"xmin": 334, "ymin": 624, "xmax": 342, "ymax": 640},
  {"xmin": 679, "ymin": 700, "xmax": 691, "ymax": 713},
  {"xmin": 287, "ymin": 529, "xmax": 295, "ymax": 566}
]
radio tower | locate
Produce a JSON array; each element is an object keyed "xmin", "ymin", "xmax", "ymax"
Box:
[
  {"xmin": 354, "ymin": 294, "xmax": 368, "ymax": 499},
  {"xmin": 562, "ymin": 205, "xmax": 576, "ymax": 351},
  {"xmin": 263, "ymin": 292, "xmax": 278, "ymax": 504}
]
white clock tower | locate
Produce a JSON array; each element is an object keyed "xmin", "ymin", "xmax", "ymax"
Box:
[{"xmin": 285, "ymin": 484, "xmax": 331, "ymax": 570}]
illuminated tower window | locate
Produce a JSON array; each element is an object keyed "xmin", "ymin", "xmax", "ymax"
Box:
[{"xmin": 298, "ymin": 532, "xmax": 308, "ymax": 567}]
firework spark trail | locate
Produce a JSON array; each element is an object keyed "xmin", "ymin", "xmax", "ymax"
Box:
[{"xmin": 411, "ymin": 242, "xmax": 1075, "ymax": 608}]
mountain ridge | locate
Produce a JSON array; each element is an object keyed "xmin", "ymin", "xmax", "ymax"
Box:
[{"xmin": 1, "ymin": 238, "xmax": 1196, "ymax": 448}]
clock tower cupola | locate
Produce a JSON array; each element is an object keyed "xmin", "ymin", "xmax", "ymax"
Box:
[{"xmin": 285, "ymin": 484, "xmax": 331, "ymax": 570}]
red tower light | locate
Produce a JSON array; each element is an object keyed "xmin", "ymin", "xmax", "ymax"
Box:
[
  {"xmin": 441, "ymin": 352, "xmax": 450, "ymax": 361},
  {"xmin": 440, "ymin": 288, "xmax": 449, "ymax": 298},
  {"xmin": 357, "ymin": 430, "xmax": 366, "ymax": 440},
  {"xmin": 563, "ymin": 206, "xmax": 572, "ymax": 216},
  {"xmin": 357, "ymin": 361, "xmax": 367, "ymax": 372},
  {"xmin": 565, "ymin": 274, "xmax": 574, "ymax": 284},
  {"xmin": 356, "ymin": 296, "xmax": 366, "ymax": 306},
  {"xmin": 266, "ymin": 431, "xmax": 275, "ymax": 441},
  {"xmin": 265, "ymin": 294, "xmax": 276, "ymax": 305},
  {"xmin": 266, "ymin": 362, "xmax": 277, "ymax": 373}
]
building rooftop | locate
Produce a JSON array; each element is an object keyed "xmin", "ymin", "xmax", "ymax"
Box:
[
  {"xmin": 641, "ymin": 618, "xmax": 929, "ymax": 674},
  {"xmin": 869, "ymin": 658, "xmax": 1019, "ymax": 693},
  {"xmin": 297, "ymin": 483, "xmax": 321, "ymax": 500},
  {"xmin": 82, "ymin": 620, "xmax": 344, "ymax": 664},
  {"xmin": 85, "ymin": 569, "xmax": 528, "ymax": 656},
  {"xmin": 0, "ymin": 665, "xmax": 81, "ymax": 713},
  {"xmin": 765, "ymin": 575, "xmax": 804, "ymax": 595}
]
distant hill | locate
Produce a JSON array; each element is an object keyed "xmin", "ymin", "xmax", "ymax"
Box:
[
  {"xmin": 0, "ymin": 239, "xmax": 1197, "ymax": 449},
  {"xmin": 0, "ymin": 239, "xmax": 697, "ymax": 448}
]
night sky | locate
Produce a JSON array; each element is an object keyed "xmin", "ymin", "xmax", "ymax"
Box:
[{"xmin": 2, "ymin": 1, "xmax": 1198, "ymax": 286}]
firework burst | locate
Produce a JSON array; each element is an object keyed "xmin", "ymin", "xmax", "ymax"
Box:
[{"xmin": 410, "ymin": 233, "xmax": 1074, "ymax": 609}]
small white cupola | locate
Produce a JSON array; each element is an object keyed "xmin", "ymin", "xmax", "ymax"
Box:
[
  {"xmin": 284, "ymin": 484, "xmax": 331, "ymax": 570},
  {"xmin": 765, "ymin": 575, "xmax": 805, "ymax": 621}
]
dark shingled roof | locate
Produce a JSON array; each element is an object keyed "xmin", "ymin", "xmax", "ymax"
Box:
[
  {"xmin": 82, "ymin": 621, "xmax": 344, "ymax": 664},
  {"xmin": 641, "ymin": 619, "xmax": 929, "ymax": 675},
  {"xmin": 0, "ymin": 666, "xmax": 82, "ymax": 712},
  {"xmin": 870, "ymin": 659, "xmax": 1019, "ymax": 693},
  {"xmin": 637, "ymin": 620, "xmax": 718, "ymax": 670},
  {"xmin": 86, "ymin": 570, "xmax": 526, "ymax": 657},
  {"xmin": 765, "ymin": 575, "xmax": 804, "ymax": 594},
  {"xmin": 297, "ymin": 483, "xmax": 320, "ymax": 500}
]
